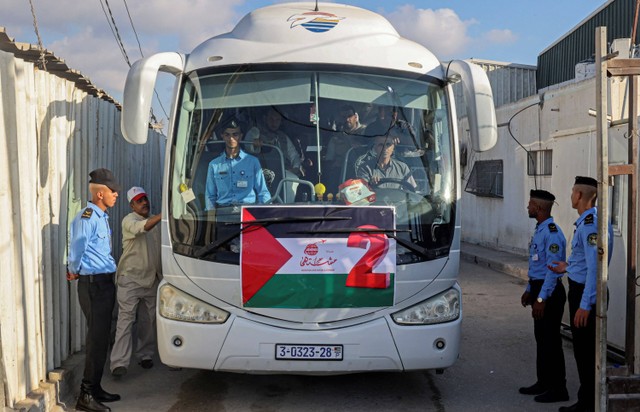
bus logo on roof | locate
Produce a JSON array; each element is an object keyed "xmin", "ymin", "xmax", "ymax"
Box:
[{"xmin": 287, "ymin": 11, "xmax": 345, "ymax": 33}]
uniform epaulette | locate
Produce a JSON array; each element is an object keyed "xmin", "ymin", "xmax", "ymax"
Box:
[
  {"xmin": 81, "ymin": 208, "xmax": 94, "ymax": 219},
  {"xmin": 548, "ymin": 223, "xmax": 558, "ymax": 233},
  {"xmin": 584, "ymin": 214, "xmax": 595, "ymax": 225}
]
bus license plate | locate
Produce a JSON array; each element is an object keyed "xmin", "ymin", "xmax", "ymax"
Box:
[{"xmin": 275, "ymin": 344, "xmax": 343, "ymax": 360}]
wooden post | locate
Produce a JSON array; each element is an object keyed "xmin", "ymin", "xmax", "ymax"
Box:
[{"xmin": 595, "ymin": 26, "xmax": 609, "ymax": 412}]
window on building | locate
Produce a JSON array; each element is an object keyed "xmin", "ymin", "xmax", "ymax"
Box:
[
  {"xmin": 527, "ymin": 149, "xmax": 553, "ymax": 176},
  {"xmin": 465, "ymin": 160, "xmax": 503, "ymax": 198}
]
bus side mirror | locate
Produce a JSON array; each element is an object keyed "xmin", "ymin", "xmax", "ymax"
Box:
[
  {"xmin": 446, "ymin": 60, "xmax": 497, "ymax": 152},
  {"xmin": 121, "ymin": 52, "xmax": 183, "ymax": 144}
]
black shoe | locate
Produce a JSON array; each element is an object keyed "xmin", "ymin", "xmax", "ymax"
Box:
[
  {"xmin": 519, "ymin": 382, "xmax": 547, "ymax": 395},
  {"xmin": 139, "ymin": 359, "xmax": 154, "ymax": 369},
  {"xmin": 111, "ymin": 366, "xmax": 127, "ymax": 377},
  {"xmin": 559, "ymin": 402, "xmax": 592, "ymax": 412},
  {"xmin": 76, "ymin": 392, "xmax": 111, "ymax": 412},
  {"xmin": 93, "ymin": 388, "xmax": 121, "ymax": 403},
  {"xmin": 535, "ymin": 387, "xmax": 569, "ymax": 403}
]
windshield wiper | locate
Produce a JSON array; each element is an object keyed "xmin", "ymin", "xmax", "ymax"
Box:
[
  {"xmin": 289, "ymin": 227, "xmax": 437, "ymax": 259},
  {"xmin": 195, "ymin": 216, "xmax": 352, "ymax": 258}
]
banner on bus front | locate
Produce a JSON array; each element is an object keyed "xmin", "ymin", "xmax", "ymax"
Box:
[{"xmin": 240, "ymin": 206, "xmax": 396, "ymax": 308}]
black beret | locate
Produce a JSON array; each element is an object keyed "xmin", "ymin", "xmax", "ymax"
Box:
[
  {"xmin": 89, "ymin": 168, "xmax": 121, "ymax": 192},
  {"xmin": 575, "ymin": 176, "xmax": 597, "ymax": 188},
  {"xmin": 530, "ymin": 189, "xmax": 555, "ymax": 202},
  {"xmin": 217, "ymin": 116, "xmax": 244, "ymax": 134}
]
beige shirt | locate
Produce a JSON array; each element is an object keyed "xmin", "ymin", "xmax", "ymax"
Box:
[{"xmin": 116, "ymin": 212, "xmax": 161, "ymax": 288}]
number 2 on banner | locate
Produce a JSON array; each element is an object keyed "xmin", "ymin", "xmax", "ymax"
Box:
[{"xmin": 346, "ymin": 225, "xmax": 390, "ymax": 289}]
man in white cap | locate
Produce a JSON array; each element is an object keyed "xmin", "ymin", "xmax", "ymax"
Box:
[{"xmin": 110, "ymin": 186, "xmax": 162, "ymax": 378}]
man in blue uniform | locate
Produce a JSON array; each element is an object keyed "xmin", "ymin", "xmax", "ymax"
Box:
[
  {"xmin": 67, "ymin": 168, "xmax": 122, "ymax": 412},
  {"xmin": 550, "ymin": 176, "xmax": 614, "ymax": 412},
  {"xmin": 205, "ymin": 117, "xmax": 271, "ymax": 209},
  {"xmin": 519, "ymin": 190, "xmax": 568, "ymax": 403}
]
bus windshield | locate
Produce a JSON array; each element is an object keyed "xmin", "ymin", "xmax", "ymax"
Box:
[{"xmin": 169, "ymin": 68, "xmax": 455, "ymax": 265}]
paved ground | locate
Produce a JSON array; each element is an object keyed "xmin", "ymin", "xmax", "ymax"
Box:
[{"xmin": 55, "ymin": 242, "xmax": 583, "ymax": 411}]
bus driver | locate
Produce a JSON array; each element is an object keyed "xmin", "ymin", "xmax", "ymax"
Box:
[{"xmin": 356, "ymin": 130, "xmax": 417, "ymax": 191}]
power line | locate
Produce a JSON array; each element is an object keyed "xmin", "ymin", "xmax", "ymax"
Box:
[
  {"xmin": 121, "ymin": 0, "xmax": 169, "ymax": 120},
  {"xmin": 122, "ymin": 0, "xmax": 143, "ymax": 58},
  {"xmin": 98, "ymin": 0, "xmax": 131, "ymax": 67},
  {"xmin": 28, "ymin": 0, "xmax": 47, "ymax": 70}
]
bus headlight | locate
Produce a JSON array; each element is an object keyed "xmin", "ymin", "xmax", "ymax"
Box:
[
  {"xmin": 392, "ymin": 288, "xmax": 460, "ymax": 325},
  {"xmin": 159, "ymin": 284, "xmax": 229, "ymax": 324}
]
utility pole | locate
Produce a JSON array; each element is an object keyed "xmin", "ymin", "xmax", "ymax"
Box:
[{"xmin": 599, "ymin": 22, "xmax": 640, "ymax": 410}]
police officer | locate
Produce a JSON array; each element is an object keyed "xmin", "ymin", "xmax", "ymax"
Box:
[
  {"xmin": 519, "ymin": 190, "xmax": 568, "ymax": 403},
  {"xmin": 67, "ymin": 168, "xmax": 122, "ymax": 412},
  {"xmin": 550, "ymin": 176, "xmax": 614, "ymax": 412},
  {"xmin": 205, "ymin": 116, "xmax": 271, "ymax": 209}
]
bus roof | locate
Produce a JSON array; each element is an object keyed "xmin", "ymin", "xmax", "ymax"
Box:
[{"xmin": 186, "ymin": 2, "xmax": 443, "ymax": 78}]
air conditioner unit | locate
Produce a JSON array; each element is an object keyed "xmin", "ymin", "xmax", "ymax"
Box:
[{"xmin": 611, "ymin": 38, "xmax": 631, "ymax": 58}]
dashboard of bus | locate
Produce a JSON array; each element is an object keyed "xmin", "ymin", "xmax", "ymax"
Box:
[{"xmin": 167, "ymin": 66, "xmax": 457, "ymax": 265}]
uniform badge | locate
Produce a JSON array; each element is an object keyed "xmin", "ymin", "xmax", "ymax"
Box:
[
  {"xmin": 585, "ymin": 214, "xmax": 595, "ymax": 225},
  {"xmin": 548, "ymin": 223, "xmax": 558, "ymax": 233},
  {"xmin": 587, "ymin": 233, "xmax": 598, "ymax": 246},
  {"xmin": 81, "ymin": 208, "xmax": 93, "ymax": 219},
  {"xmin": 549, "ymin": 243, "xmax": 560, "ymax": 253}
]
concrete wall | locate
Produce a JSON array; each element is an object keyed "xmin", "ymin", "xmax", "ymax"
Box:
[
  {"xmin": 459, "ymin": 72, "xmax": 631, "ymax": 349},
  {"xmin": 0, "ymin": 49, "xmax": 164, "ymax": 408}
]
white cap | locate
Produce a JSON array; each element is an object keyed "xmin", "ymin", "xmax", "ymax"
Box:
[{"xmin": 127, "ymin": 186, "xmax": 147, "ymax": 202}]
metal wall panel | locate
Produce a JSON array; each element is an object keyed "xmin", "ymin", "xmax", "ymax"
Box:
[
  {"xmin": 453, "ymin": 59, "xmax": 537, "ymax": 118},
  {"xmin": 0, "ymin": 48, "xmax": 165, "ymax": 407},
  {"xmin": 537, "ymin": 0, "xmax": 635, "ymax": 90}
]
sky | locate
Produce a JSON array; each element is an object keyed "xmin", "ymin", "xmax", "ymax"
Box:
[{"xmin": 1, "ymin": 0, "xmax": 609, "ymax": 125}]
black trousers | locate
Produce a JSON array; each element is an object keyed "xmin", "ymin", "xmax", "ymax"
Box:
[
  {"xmin": 529, "ymin": 279, "xmax": 566, "ymax": 388},
  {"xmin": 77, "ymin": 275, "xmax": 116, "ymax": 389},
  {"xmin": 567, "ymin": 278, "xmax": 596, "ymax": 408}
]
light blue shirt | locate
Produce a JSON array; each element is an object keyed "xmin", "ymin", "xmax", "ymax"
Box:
[
  {"xmin": 527, "ymin": 217, "xmax": 566, "ymax": 300},
  {"xmin": 566, "ymin": 207, "xmax": 614, "ymax": 310},
  {"xmin": 205, "ymin": 149, "xmax": 271, "ymax": 209},
  {"xmin": 68, "ymin": 202, "xmax": 117, "ymax": 275}
]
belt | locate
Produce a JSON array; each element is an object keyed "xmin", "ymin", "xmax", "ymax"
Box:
[
  {"xmin": 78, "ymin": 273, "xmax": 115, "ymax": 283},
  {"xmin": 529, "ymin": 278, "xmax": 562, "ymax": 284}
]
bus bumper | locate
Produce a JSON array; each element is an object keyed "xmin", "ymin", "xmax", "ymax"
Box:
[{"xmin": 157, "ymin": 314, "xmax": 461, "ymax": 374}]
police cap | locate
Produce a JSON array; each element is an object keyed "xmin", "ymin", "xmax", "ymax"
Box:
[
  {"xmin": 217, "ymin": 115, "xmax": 244, "ymax": 135},
  {"xmin": 530, "ymin": 189, "xmax": 555, "ymax": 202},
  {"xmin": 89, "ymin": 168, "xmax": 121, "ymax": 192},
  {"xmin": 575, "ymin": 176, "xmax": 597, "ymax": 188}
]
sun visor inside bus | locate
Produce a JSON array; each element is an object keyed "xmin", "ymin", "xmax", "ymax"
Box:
[
  {"xmin": 192, "ymin": 71, "xmax": 432, "ymax": 110},
  {"xmin": 194, "ymin": 72, "xmax": 311, "ymax": 109},
  {"xmin": 318, "ymin": 73, "xmax": 430, "ymax": 110}
]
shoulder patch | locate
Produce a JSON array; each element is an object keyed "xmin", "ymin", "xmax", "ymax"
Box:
[
  {"xmin": 584, "ymin": 214, "xmax": 595, "ymax": 225},
  {"xmin": 549, "ymin": 243, "xmax": 560, "ymax": 253},
  {"xmin": 548, "ymin": 223, "xmax": 558, "ymax": 233},
  {"xmin": 587, "ymin": 233, "xmax": 598, "ymax": 246},
  {"xmin": 81, "ymin": 208, "xmax": 93, "ymax": 219}
]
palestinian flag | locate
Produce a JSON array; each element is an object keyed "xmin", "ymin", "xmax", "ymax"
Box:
[{"xmin": 241, "ymin": 206, "xmax": 396, "ymax": 308}]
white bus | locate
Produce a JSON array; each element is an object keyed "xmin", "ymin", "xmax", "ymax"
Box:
[{"xmin": 121, "ymin": 2, "xmax": 496, "ymax": 374}]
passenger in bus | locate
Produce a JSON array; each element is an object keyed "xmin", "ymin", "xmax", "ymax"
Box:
[
  {"xmin": 356, "ymin": 129, "xmax": 417, "ymax": 191},
  {"xmin": 249, "ymin": 107, "xmax": 304, "ymax": 202},
  {"xmin": 250, "ymin": 107, "xmax": 304, "ymax": 177},
  {"xmin": 205, "ymin": 117, "xmax": 271, "ymax": 209},
  {"xmin": 324, "ymin": 105, "xmax": 368, "ymax": 168}
]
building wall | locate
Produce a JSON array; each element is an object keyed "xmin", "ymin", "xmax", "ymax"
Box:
[
  {"xmin": 0, "ymin": 49, "xmax": 164, "ymax": 407},
  {"xmin": 459, "ymin": 72, "xmax": 631, "ymax": 348}
]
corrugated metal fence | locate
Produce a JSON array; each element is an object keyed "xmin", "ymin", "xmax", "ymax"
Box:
[{"xmin": 0, "ymin": 48, "xmax": 164, "ymax": 408}]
